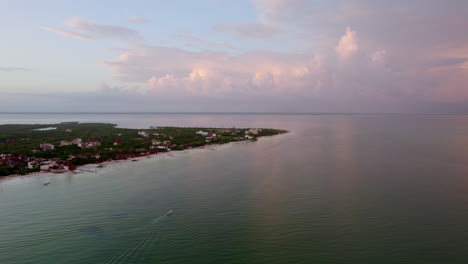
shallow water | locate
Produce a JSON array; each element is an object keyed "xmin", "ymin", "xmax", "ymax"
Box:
[{"xmin": 0, "ymin": 113, "xmax": 467, "ymax": 263}]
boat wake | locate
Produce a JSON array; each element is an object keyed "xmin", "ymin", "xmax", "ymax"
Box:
[
  {"xmin": 104, "ymin": 233, "xmax": 156, "ymax": 264},
  {"xmin": 150, "ymin": 215, "xmax": 165, "ymax": 224},
  {"xmin": 103, "ymin": 211, "xmax": 173, "ymax": 264}
]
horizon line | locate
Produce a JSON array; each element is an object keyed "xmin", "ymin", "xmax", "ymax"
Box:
[{"xmin": 1, "ymin": 112, "xmax": 468, "ymax": 115}]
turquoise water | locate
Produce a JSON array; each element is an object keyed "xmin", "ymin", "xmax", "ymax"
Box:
[{"xmin": 0, "ymin": 114, "xmax": 467, "ymax": 263}]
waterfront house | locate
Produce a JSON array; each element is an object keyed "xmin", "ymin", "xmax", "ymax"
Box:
[{"xmin": 40, "ymin": 160, "xmax": 57, "ymax": 171}]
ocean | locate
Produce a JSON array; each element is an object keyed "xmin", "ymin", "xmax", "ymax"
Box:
[{"xmin": 0, "ymin": 113, "xmax": 467, "ymax": 263}]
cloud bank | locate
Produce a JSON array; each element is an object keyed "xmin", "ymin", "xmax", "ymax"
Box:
[{"xmin": 31, "ymin": 0, "xmax": 468, "ymax": 112}]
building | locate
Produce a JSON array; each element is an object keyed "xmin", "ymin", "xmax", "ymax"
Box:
[
  {"xmin": 246, "ymin": 129, "xmax": 261, "ymax": 135},
  {"xmin": 196, "ymin": 131, "xmax": 209, "ymax": 136},
  {"xmin": 40, "ymin": 160, "xmax": 57, "ymax": 171},
  {"xmin": 138, "ymin": 131, "xmax": 149, "ymax": 137},
  {"xmin": 40, "ymin": 143, "xmax": 55, "ymax": 151},
  {"xmin": 82, "ymin": 139, "xmax": 101, "ymax": 149},
  {"xmin": 72, "ymin": 138, "xmax": 83, "ymax": 147},
  {"xmin": 60, "ymin": 140, "xmax": 73, "ymax": 146}
]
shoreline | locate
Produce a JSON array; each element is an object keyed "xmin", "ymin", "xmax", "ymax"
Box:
[
  {"xmin": 0, "ymin": 122, "xmax": 288, "ymax": 181},
  {"xmin": 0, "ymin": 139, "xmax": 256, "ymax": 182}
]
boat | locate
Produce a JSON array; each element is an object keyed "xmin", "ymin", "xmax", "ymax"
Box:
[{"xmin": 165, "ymin": 210, "xmax": 173, "ymax": 216}]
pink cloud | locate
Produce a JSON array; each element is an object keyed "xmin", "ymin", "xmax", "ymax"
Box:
[
  {"xmin": 42, "ymin": 18, "xmax": 142, "ymax": 41},
  {"xmin": 40, "ymin": 26, "xmax": 91, "ymax": 40},
  {"xmin": 94, "ymin": 0, "xmax": 468, "ymax": 110},
  {"xmin": 370, "ymin": 49, "xmax": 387, "ymax": 64},
  {"xmin": 104, "ymin": 45, "xmax": 326, "ymax": 96},
  {"xmin": 335, "ymin": 27, "xmax": 358, "ymax": 60},
  {"xmin": 66, "ymin": 18, "xmax": 142, "ymax": 41}
]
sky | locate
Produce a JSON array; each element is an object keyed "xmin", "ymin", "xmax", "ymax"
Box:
[{"xmin": 1, "ymin": 0, "xmax": 468, "ymax": 113}]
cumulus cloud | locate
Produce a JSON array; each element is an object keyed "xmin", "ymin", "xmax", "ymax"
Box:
[
  {"xmin": 103, "ymin": 45, "xmax": 325, "ymax": 97},
  {"xmin": 38, "ymin": 1, "xmax": 468, "ymax": 112},
  {"xmin": 335, "ymin": 27, "xmax": 358, "ymax": 60}
]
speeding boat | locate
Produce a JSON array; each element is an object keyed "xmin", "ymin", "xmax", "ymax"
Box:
[{"xmin": 165, "ymin": 210, "xmax": 173, "ymax": 216}]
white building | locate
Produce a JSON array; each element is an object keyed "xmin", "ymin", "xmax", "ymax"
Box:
[
  {"xmin": 138, "ymin": 131, "xmax": 149, "ymax": 137},
  {"xmin": 196, "ymin": 131, "xmax": 209, "ymax": 136}
]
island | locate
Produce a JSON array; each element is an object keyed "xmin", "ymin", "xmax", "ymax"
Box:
[{"xmin": 0, "ymin": 122, "xmax": 287, "ymax": 177}]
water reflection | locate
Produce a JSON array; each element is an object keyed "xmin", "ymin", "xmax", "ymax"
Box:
[{"xmin": 1, "ymin": 114, "xmax": 468, "ymax": 263}]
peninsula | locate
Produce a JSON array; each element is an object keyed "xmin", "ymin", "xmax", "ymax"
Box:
[{"xmin": 0, "ymin": 122, "xmax": 287, "ymax": 177}]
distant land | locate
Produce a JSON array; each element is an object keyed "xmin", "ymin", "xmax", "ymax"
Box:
[{"xmin": 0, "ymin": 122, "xmax": 287, "ymax": 177}]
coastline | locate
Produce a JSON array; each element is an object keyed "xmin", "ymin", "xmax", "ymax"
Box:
[
  {"xmin": 0, "ymin": 122, "xmax": 288, "ymax": 181},
  {"xmin": 0, "ymin": 139, "xmax": 258, "ymax": 182}
]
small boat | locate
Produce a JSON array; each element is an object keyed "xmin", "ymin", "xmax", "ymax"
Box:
[
  {"xmin": 43, "ymin": 181, "xmax": 51, "ymax": 186},
  {"xmin": 165, "ymin": 210, "xmax": 173, "ymax": 216}
]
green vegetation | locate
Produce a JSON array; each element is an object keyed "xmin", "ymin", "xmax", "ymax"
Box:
[{"xmin": 0, "ymin": 122, "xmax": 287, "ymax": 177}]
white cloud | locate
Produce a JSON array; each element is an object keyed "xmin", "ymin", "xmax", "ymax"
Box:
[
  {"xmin": 40, "ymin": 0, "xmax": 468, "ymax": 111},
  {"xmin": 104, "ymin": 45, "xmax": 324, "ymax": 96},
  {"xmin": 335, "ymin": 27, "xmax": 358, "ymax": 60}
]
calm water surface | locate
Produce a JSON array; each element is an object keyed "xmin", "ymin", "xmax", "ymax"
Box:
[{"xmin": 0, "ymin": 113, "xmax": 467, "ymax": 263}]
